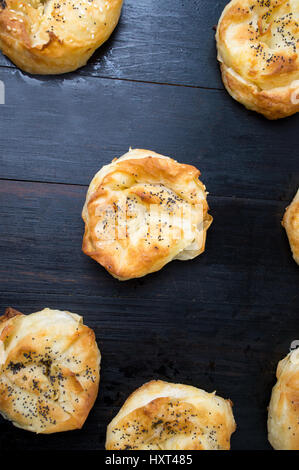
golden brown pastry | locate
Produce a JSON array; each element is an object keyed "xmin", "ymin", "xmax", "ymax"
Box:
[
  {"xmin": 0, "ymin": 0, "xmax": 123, "ymax": 75},
  {"xmin": 82, "ymin": 148, "xmax": 213, "ymax": 281},
  {"xmin": 282, "ymin": 189, "xmax": 299, "ymax": 264},
  {"xmin": 0, "ymin": 307, "xmax": 101, "ymax": 433},
  {"xmin": 106, "ymin": 380, "xmax": 236, "ymax": 450},
  {"xmin": 268, "ymin": 348, "xmax": 299, "ymax": 449},
  {"xmin": 216, "ymin": 0, "xmax": 299, "ymax": 119}
]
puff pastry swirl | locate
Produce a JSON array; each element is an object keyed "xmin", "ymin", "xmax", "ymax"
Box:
[
  {"xmin": 106, "ymin": 380, "xmax": 236, "ymax": 450},
  {"xmin": 0, "ymin": 0, "xmax": 123, "ymax": 74},
  {"xmin": 216, "ymin": 0, "xmax": 299, "ymax": 119},
  {"xmin": 282, "ymin": 189, "xmax": 299, "ymax": 264},
  {"xmin": 0, "ymin": 307, "xmax": 100, "ymax": 433},
  {"xmin": 268, "ymin": 348, "xmax": 299, "ymax": 449},
  {"xmin": 82, "ymin": 149, "xmax": 213, "ymax": 281}
]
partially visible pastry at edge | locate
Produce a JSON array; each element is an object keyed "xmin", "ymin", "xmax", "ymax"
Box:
[
  {"xmin": 282, "ymin": 189, "xmax": 299, "ymax": 264},
  {"xmin": 0, "ymin": 1, "xmax": 123, "ymax": 75},
  {"xmin": 106, "ymin": 380, "xmax": 236, "ymax": 450},
  {"xmin": 268, "ymin": 348, "xmax": 299, "ymax": 449},
  {"xmin": 216, "ymin": 0, "xmax": 299, "ymax": 119},
  {"xmin": 0, "ymin": 307, "xmax": 101, "ymax": 433},
  {"xmin": 82, "ymin": 148, "xmax": 213, "ymax": 281}
]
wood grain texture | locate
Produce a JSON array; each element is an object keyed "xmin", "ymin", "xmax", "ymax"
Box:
[
  {"xmin": 0, "ymin": 180, "xmax": 298, "ymax": 301},
  {"xmin": 0, "ymin": 68, "xmax": 298, "ymax": 202},
  {"xmin": 0, "ymin": 0, "xmax": 226, "ymax": 88},
  {"xmin": 0, "ymin": 180, "xmax": 298, "ymax": 450},
  {"xmin": 0, "ymin": 0, "xmax": 298, "ymax": 452}
]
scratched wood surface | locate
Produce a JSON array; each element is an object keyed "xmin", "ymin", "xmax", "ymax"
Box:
[{"xmin": 0, "ymin": 0, "xmax": 298, "ymax": 451}]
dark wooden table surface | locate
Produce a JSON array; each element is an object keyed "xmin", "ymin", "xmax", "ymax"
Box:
[{"xmin": 0, "ymin": 0, "xmax": 298, "ymax": 451}]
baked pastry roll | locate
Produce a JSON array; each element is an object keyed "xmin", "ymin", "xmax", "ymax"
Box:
[
  {"xmin": 82, "ymin": 148, "xmax": 213, "ymax": 281},
  {"xmin": 282, "ymin": 189, "xmax": 299, "ymax": 264},
  {"xmin": 216, "ymin": 0, "xmax": 299, "ymax": 119},
  {"xmin": 268, "ymin": 348, "xmax": 299, "ymax": 449},
  {"xmin": 0, "ymin": 307, "xmax": 100, "ymax": 433},
  {"xmin": 0, "ymin": 0, "xmax": 123, "ymax": 75},
  {"xmin": 106, "ymin": 380, "xmax": 236, "ymax": 450}
]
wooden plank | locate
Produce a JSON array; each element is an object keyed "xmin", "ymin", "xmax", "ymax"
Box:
[
  {"xmin": 0, "ymin": 179, "xmax": 298, "ymax": 450},
  {"xmin": 0, "ymin": 180, "xmax": 298, "ymax": 300},
  {"xmin": 0, "ymin": 0, "xmax": 227, "ymax": 88},
  {"xmin": 0, "ymin": 0, "xmax": 298, "ymax": 451},
  {"xmin": 0, "ymin": 68, "xmax": 298, "ymax": 203}
]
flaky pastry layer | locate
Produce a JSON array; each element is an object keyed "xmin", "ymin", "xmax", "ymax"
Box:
[
  {"xmin": 82, "ymin": 148, "xmax": 213, "ymax": 280},
  {"xmin": 0, "ymin": 0, "xmax": 123, "ymax": 74},
  {"xmin": 106, "ymin": 380, "xmax": 236, "ymax": 450},
  {"xmin": 0, "ymin": 307, "xmax": 100, "ymax": 433},
  {"xmin": 282, "ymin": 188, "xmax": 299, "ymax": 264},
  {"xmin": 268, "ymin": 348, "xmax": 299, "ymax": 449},
  {"xmin": 216, "ymin": 0, "xmax": 299, "ymax": 119}
]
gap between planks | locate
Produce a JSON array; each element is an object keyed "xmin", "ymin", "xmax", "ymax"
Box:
[
  {"xmin": 0, "ymin": 63, "xmax": 224, "ymax": 92},
  {"xmin": 0, "ymin": 289, "xmax": 296, "ymax": 309},
  {"xmin": 0, "ymin": 177, "xmax": 291, "ymax": 204}
]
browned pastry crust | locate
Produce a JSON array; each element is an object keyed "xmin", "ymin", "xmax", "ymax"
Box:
[
  {"xmin": 82, "ymin": 149, "xmax": 213, "ymax": 281},
  {"xmin": 216, "ymin": 0, "xmax": 299, "ymax": 119},
  {"xmin": 0, "ymin": 1, "xmax": 123, "ymax": 75},
  {"xmin": 268, "ymin": 348, "xmax": 299, "ymax": 449},
  {"xmin": 106, "ymin": 380, "xmax": 236, "ymax": 450},
  {"xmin": 0, "ymin": 307, "xmax": 101, "ymax": 433},
  {"xmin": 282, "ymin": 189, "xmax": 299, "ymax": 264}
]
